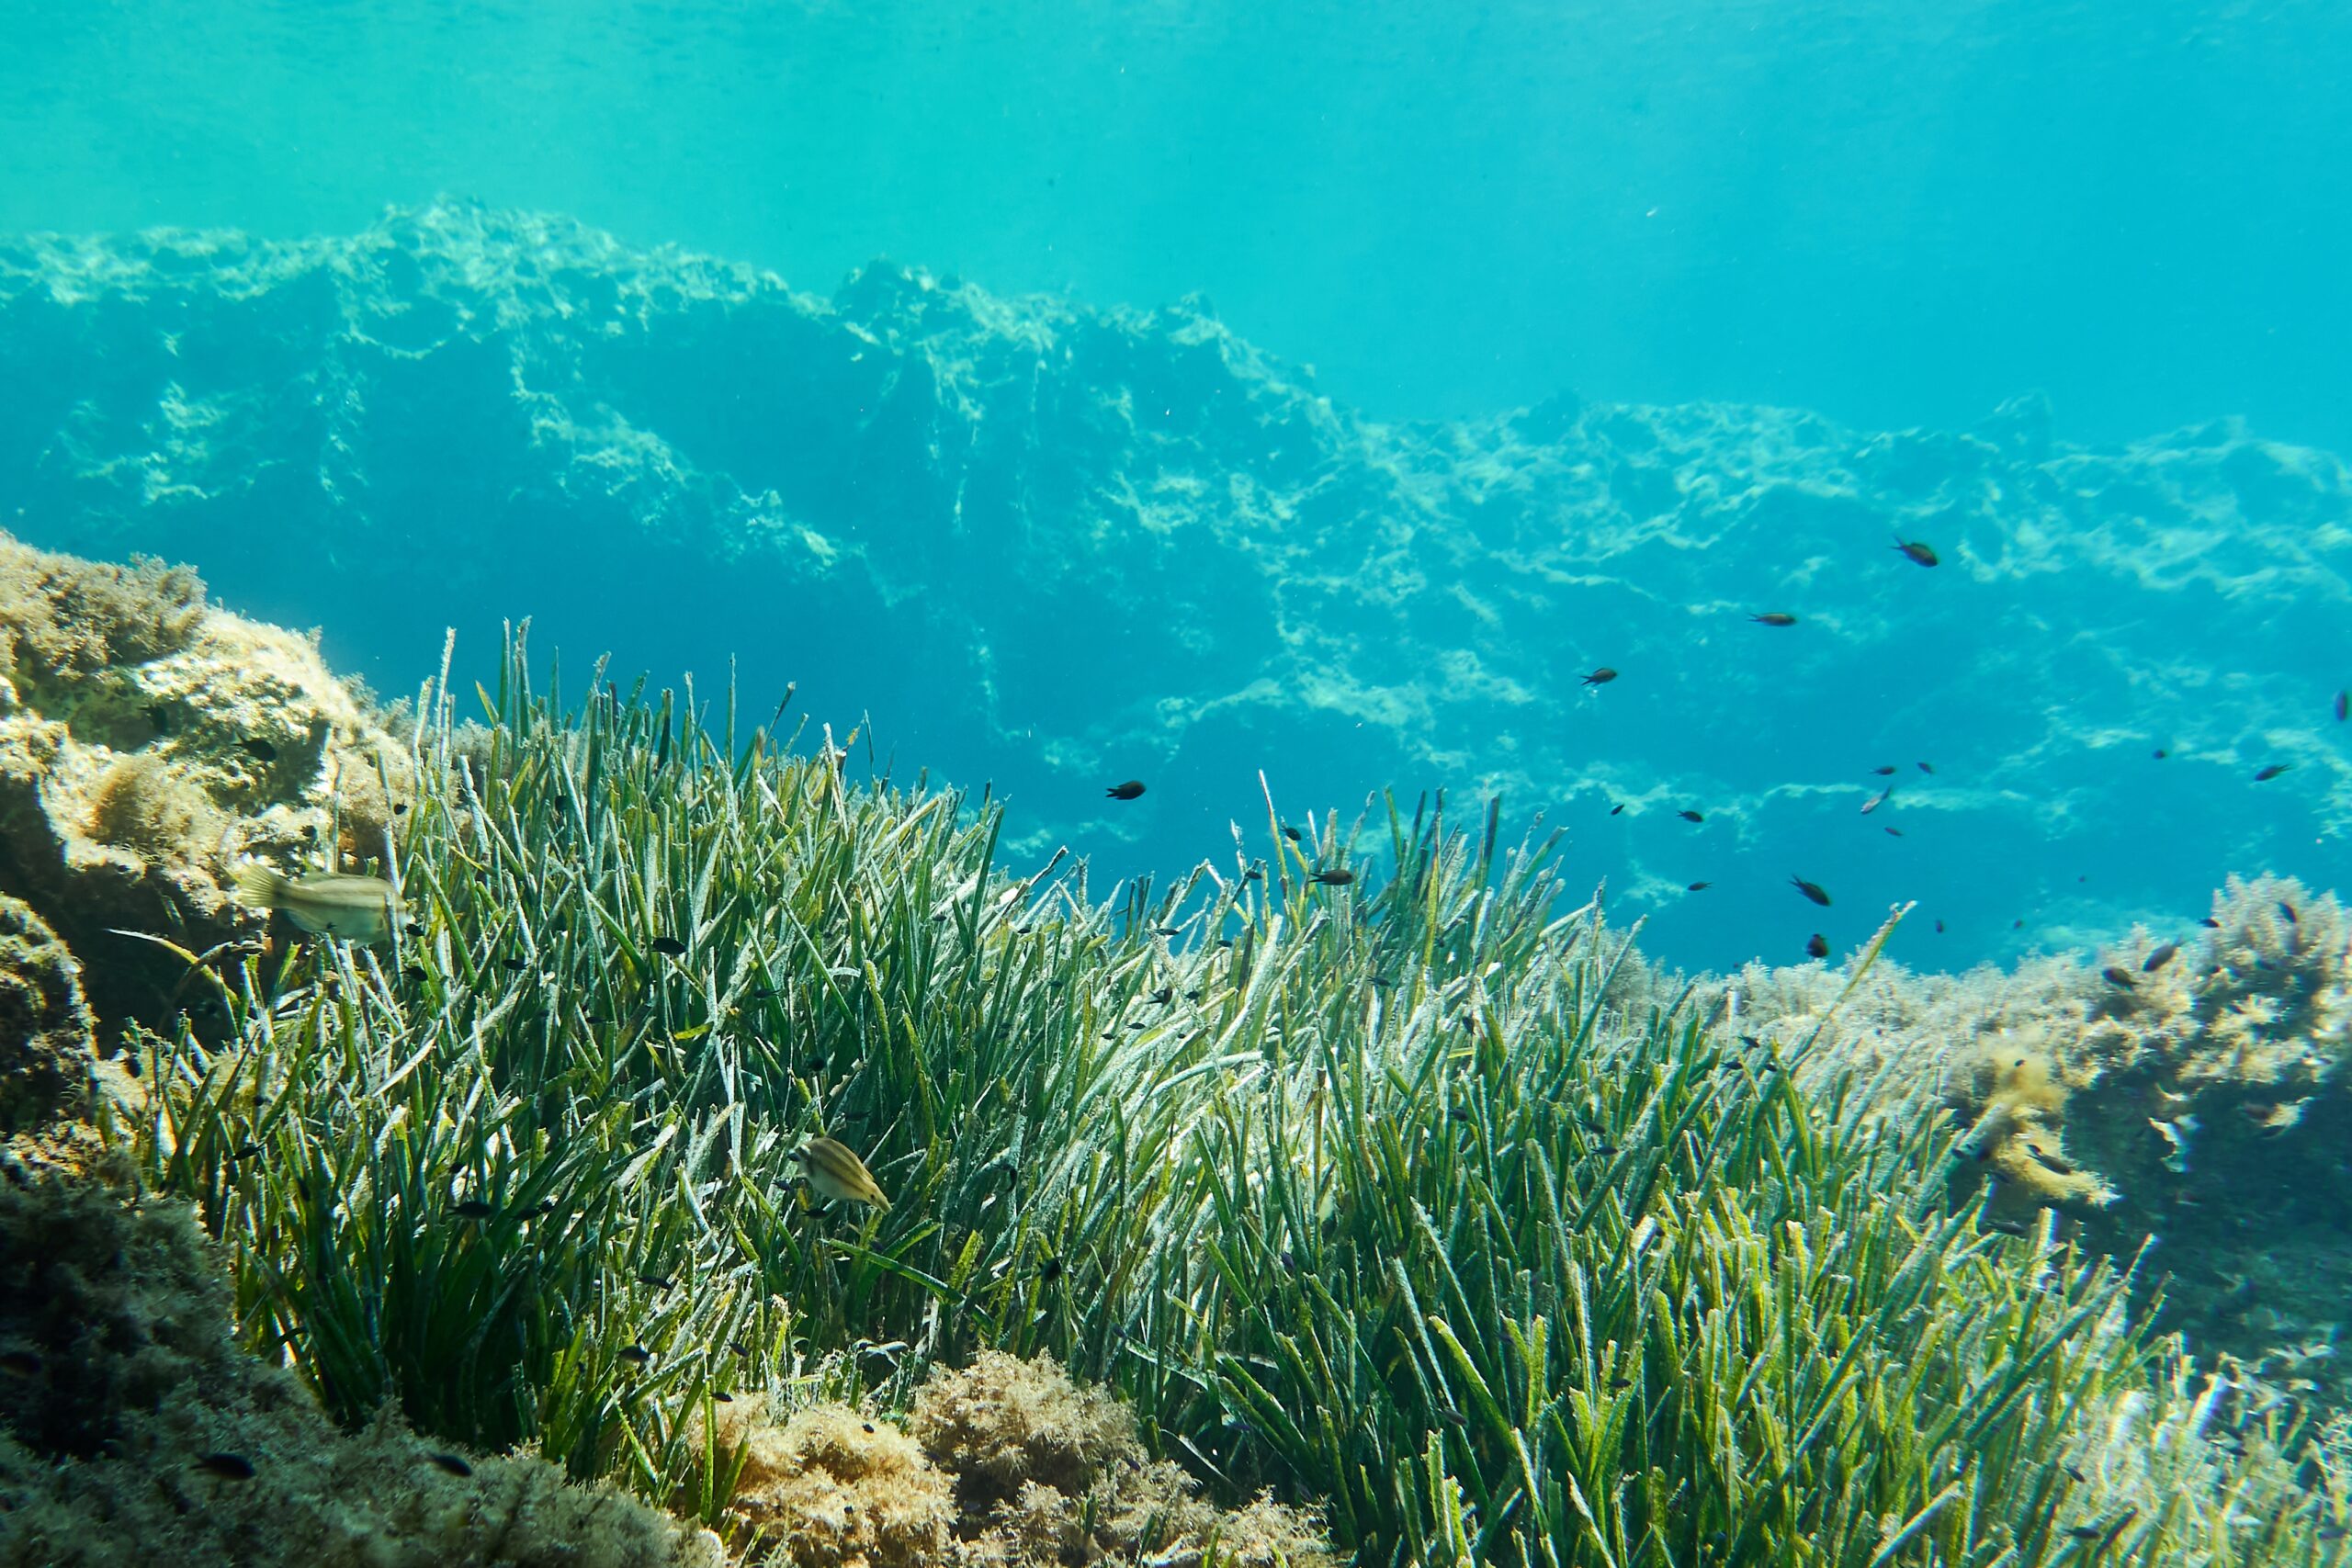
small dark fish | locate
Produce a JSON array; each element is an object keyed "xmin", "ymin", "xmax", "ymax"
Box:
[
  {"xmin": 196, "ymin": 1453, "xmax": 256, "ymax": 1481},
  {"xmin": 2102, "ymin": 966, "xmax": 2135, "ymax": 988},
  {"xmin": 2337, "ymin": 690, "xmax": 2348, "ymax": 723},
  {"xmin": 0, "ymin": 1350, "xmax": 39, "ymax": 1378},
  {"xmin": 2278, "ymin": 901, "xmax": 2298, "ymax": 924},
  {"xmin": 2013, "ymin": 919, "xmax": 2025, "ymax": 930},
  {"xmin": 2253, "ymin": 763, "xmax": 2290, "ymax": 781},
  {"xmin": 1892, "ymin": 538, "xmax": 1939, "ymax": 567},
  {"xmin": 2027, "ymin": 1145, "xmax": 2075, "ymax": 1175},
  {"xmin": 1687, "ymin": 881, "xmax": 1712, "ymax": 891},
  {"xmin": 649, "ymin": 935, "xmax": 688, "ymax": 957},
  {"xmin": 616, "ymin": 1345, "xmax": 651, "ymax": 1366},
  {"xmin": 2065, "ymin": 1527, "xmax": 2103, "ymax": 1541},
  {"xmin": 1311, "ymin": 869, "xmax": 1356, "ymax": 886},
  {"xmin": 713, "ymin": 1392, "xmax": 735, "ymax": 1403},
  {"xmin": 404, "ymin": 921, "xmax": 426, "ymax": 937},
  {"xmin": 1934, "ymin": 919, "xmax": 1945, "ymax": 933},
  {"xmin": 1916, "ymin": 761, "xmax": 1935, "ymax": 773},
  {"xmin": 1870, "ymin": 765, "xmax": 1897, "ymax": 775},
  {"xmin": 1184, "ymin": 987, "xmax": 1204, "ymax": 999},
  {"xmin": 1280, "ymin": 824, "xmax": 1304, "ymax": 841},
  {"xmin": 1156, "ymin": 925, "xmax": 1182, "ymax": 935},
  {"xmin": 1790, "ymin": 875, "xmax": 1832, "ymax": 907},
  {"xmin": 393, "ymin": 801, "xmax": 411, "ymax": 814},
  {"xmin": 1609, "ymin": 1377, "xmax": 1633, "ymax": 1391},
  {"xmin": 2200, "ymin": 916, "xmax": 2222, "ymax": 928},
  {"xmin": 1884, "ymin": 827, "xmax": 1904, "ymax": 837},
  {"xmin": 2142, "ymin": 942, "xmax": 2178, "ymax": 972},
  {"xmin": 402, "ymin": 965, "xmax": 427, "ymax": 984},
  {"xmin": 1582, "ymin": 667, "xmax": 1619, "ymax": 685},
  {"xmin": 1609, "ymin": 803, "xmax": 1626, "ymax": 816},
  {"xmin": 1677, "ymin": 809, "xmax": 1703, "ymax": 823},
  {"xmin": 453, "ymin": 1200, "xmax": 497, "ymax": 1220},
  {"xmin": 2149, "ymin": 747, "xmax": 2169, "ymax": 760},
  {"xmin": 746, "ymin": 986, "xmax": 781, "ymax": 1000},
  {"xmin": 1750, "ymin": 612, "xmax": 1797, "ymax": 627},
  {"xmin": 241, "ymin": 737, "xmax": 278, "ymax": 762},
  {"xmin": 1148, "ymin": 987, "xmax": 1173, "ymax": 1004},
  {"xmin": 1243, "ymin": 867, "xmax": 1264, "ymax": 881},
  {"xmin": 1592, "ymin": 1143, "xmax": 1618, "ymax": 1156},
  {"xmin": 1105, "ymin": 781, "xmax": 1147, "ymax": 800},
  {"xmin": 498, "ymin": 957, "xmax": 528, "ymax": 971},
  {"xmin": 1739, "ymin": 1034, "xmax": 1763, "ymax": 1048},
  {"xmin": 2064, "ymin": 1464, "xmax": 2087, "ymax": 1483},
  {"xmin": 1126, "ymin": 1020, "xmax": 1148, "ymax": 1030},
  {"xmin": 427, "ymin": 1452, "xmax": 473, "ymax": 1477},
  {"xmin": 639, "ymin": 1271, "xmax": 674, "ymax": 1289},
  {"xmin": 1805, "ymin": 933, "xmax": 1830, "ymax": 959},
  {"xmin": 1039, "ymin": 1256, "xmax": 1064, "ymax": 1283},
  {"xmin": 583, "ymin": 1014, "xmax": 607, "ymax": 1026},
  {"xmin": 1367, "ymin": 976, "xmax": 1394, "ymax": 989}
]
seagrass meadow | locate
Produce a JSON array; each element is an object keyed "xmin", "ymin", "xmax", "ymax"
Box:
[{"xmin": 114, "ymin": 632, "xmax": 2352, "ymax": 1568}]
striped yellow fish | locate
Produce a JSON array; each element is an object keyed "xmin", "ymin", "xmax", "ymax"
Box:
[
  {"xmin": 793, "ymin": 1136, "xmax": 890, "ymax": 1212},
  {"xmin": 232, "ymin": 863, "xmax": 401, "ymax": 944}
]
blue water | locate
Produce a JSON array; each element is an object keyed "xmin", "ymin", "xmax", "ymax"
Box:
[
  {"xmin": 10, "ymin": 2, "xmax": 2351, "ymax": 450},
  {"xmin": 4, "ymin": 2, "xmax": 2350, "ymax": 977}
]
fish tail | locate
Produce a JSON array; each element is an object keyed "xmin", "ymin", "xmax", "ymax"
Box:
[{"xmin": 232, "ymin": 863, "xmax": 290, "ymax": 909}]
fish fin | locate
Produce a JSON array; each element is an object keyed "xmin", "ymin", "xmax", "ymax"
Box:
[{"xmin": 231, "ymin": 863, "xmax": 289, "ymax": 909}]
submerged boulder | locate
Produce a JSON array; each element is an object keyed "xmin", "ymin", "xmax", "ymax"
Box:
[{"xmin": 0, "ymin": 530, "xmax": 412, "ymax": 1033}]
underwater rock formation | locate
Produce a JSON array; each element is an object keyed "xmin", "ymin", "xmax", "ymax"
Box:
[
  {"xmin": 4, "ymin": 202, "xmax": 2348, "ymax": 976},
  {"xmin": 0, "ymin": 530, "xmax": 411, "ymax": 1032},
  {"xmin": 1711, "ymin": 874, "xmax": 2352, "ymax": 1407},
  {"xmin": 0, "ymin": 895, "xmax": 95, "ymax": 1136},
  {"xmin": 0, "ymin": 1174, "xmax": 727, "ymax": 1568}
]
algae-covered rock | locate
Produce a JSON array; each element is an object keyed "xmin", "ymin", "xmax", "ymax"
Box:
[
  {"xmin": 0, "ymin": 1174, "xmax": 726, "ymax": 1568},
  {"xmin": 0, "ymin": 530, "xmax": 413, "ymax": 1032},
  {"xmin": 1713, "ymin": 874, "xmax": 2352, "ymax": 1407},
  {"xmin": 700, "ymin": 1352, "xmax": 1332, "ymax": 1567},
  {"xmin": 0, "ymin": 895, "xmax": 96, "ymax": 1134}
]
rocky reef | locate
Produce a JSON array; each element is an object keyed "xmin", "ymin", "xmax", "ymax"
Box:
[
  {"xmin": 0, "ymin": 530, "xmax": 410, "ymax": 1033},
  {"xmin": 1704, "ymin": 872, "xmax": 2352, "ymax": 1408},
  {"xmin": 3, "ymin": 202, "xmax": 2348, "ymax": 977}
]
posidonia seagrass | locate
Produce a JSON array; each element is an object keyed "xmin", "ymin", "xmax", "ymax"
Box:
[{"xmin": 131, "ymin": 627, "xmax": 2350, "ymax": 1564}]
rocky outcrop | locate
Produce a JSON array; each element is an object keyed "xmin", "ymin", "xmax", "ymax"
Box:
[
  {"xmin": 0, "ymin": 531, "xmax": 411, "ymax": 1032},
  {"xmin": 1704, "ymin": 874, "xmax": 2352, "ymax": 1407},
  {"xmin": 0, "ymin": 1172, "xmax": 727, "ymax": 1568},
  {"xmin": 4, "ymin": 203, "xmax": 2348, "ymax": 976}
]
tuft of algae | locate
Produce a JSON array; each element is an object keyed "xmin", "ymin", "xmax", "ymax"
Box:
[{"xmin": 695, "ymin": 1352, "xmax": 1333, "ymax": 1568}]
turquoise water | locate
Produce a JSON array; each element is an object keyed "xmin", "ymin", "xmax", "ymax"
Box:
[
  {"xmin": 11, "ymin": 1, "xmax": 2351, "ymax": 446},
  {"xmin": 4, "ymin": 3, "xmax": 2350, "ymax": 976}
]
